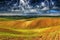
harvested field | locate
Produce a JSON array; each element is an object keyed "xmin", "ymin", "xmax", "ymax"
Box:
[{"xmin": 0, "ymin": 17, "xmax": 60, "ymax": 40}]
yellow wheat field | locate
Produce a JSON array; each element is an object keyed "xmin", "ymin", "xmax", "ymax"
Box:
[{"xmin": 0, "ymin": 17, "xmax": 60, "ymax": 40}]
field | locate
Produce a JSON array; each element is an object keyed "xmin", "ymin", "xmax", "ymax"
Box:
[{"xmin": 0, "ymin": 17, "xmax": 60, "ymax": 40}]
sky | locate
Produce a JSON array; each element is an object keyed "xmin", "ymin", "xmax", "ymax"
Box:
[{"xmin": 0, "ymin": 0, "xmax": 59, "ymax": 11}]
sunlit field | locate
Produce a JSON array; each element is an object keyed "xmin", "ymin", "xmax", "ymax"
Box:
[{"xmin": 0, "ymin": 17, "xmax": 60, "ymax": 40}]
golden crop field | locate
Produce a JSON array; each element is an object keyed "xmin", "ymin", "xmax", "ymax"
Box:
[{"xmin": 0, "ymin": 17, "xmax": 60, "ymax": 40}]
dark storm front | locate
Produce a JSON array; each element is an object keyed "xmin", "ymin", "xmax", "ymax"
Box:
[
  {"xmin": 0, "ymin": 0, "xmax": 19, "ymax": 11},
  {"xmin": 0, "ymin": 0, "xmax": 60, "ymax": 16}
]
